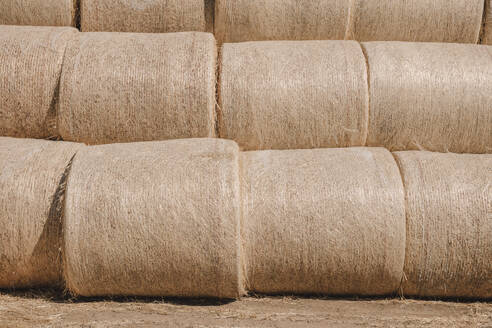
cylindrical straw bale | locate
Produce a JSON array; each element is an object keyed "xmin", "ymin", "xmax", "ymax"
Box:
[
  {"xmin": 0, "ymin": 137, "xmax": 83, "ymax": 288},
  {"xmin": 81, "ymin": 0, "xmax": 213, "ymax": 33},
  {"xmin": 0, "ymin": 0, "xmax": 76, "ymax": 27},
  {"xmin": 483, "ymin": 1, "xmax": 492, "ymax": 45},
  {"xmin": 214, "ymin": 0, "xmax": 350, "ymax": 44},
  {"xmin": 63, "ymin": 139, "xmax": 243, "ymax": 298},
  {"xmin": 59, "ymin": 32, "xmax": 216, "ymax": 145},
  {"xmin": 348, "ymin": 0, "xmax": 483, "ymax": 43},
  {"xmin": 241, "ymin": 147, "xmax": 406, "ymax": 295},
  {"xmin": 0, "ymin": 26, "xmax": 78, "ymax": 139},
  {"xmin": 393, "ymin": 151, "xmax": 492, "ymax": 298},
  {"xmin": 364, "ymin": 42, "xmax": 492, "ymax": 153},
  {"xmin": 219, "ymin": 41, "xmax": 368, "ymax": 151}
]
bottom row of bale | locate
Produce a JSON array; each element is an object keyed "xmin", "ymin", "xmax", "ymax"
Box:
[{"xmin": 0, "ymin": 137, "xmax": 490, "ymax": 299}]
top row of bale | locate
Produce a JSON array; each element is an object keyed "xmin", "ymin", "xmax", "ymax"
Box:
[
  {"xmin": 0, "ymin": 0, "xmax": 491, "ymax": 44},
  {"xmin": 1, "ymin": 25, "xmax": 491, "ymax": 154}
]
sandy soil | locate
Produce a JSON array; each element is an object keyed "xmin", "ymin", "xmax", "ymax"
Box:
[{"xmin": 0, "ymin": 290, "xmax": 491, "ymax": 328}]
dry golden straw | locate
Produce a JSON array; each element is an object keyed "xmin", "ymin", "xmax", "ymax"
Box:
[
  {"xmin": 241, "ymin": 147, "xmax": 406, "ymax": 295},
  {"xmin": 394, "ymin": 151, "xmax": 492, "ymax": 298},
  {"xmin": 63, "ymin": 139, "xmax": 243, "ymax": 298},
  {"xmin": 348, "ymin": 0, "xmax": 483, "ymax": 43},
  {"xmin": 215, "ymin": 0, "xmax": 350, "ymax": 44},
  {"xmin": 59, "ymin": 32, "xmax": 216, "ymax": 145},
  {"xmin": 364, "ymin": 42, "xmax": 492, "ymax": 154},
  {"xmin": 0, "ymin": 0, "xmax": 76, "ymax": 26},
  {"xmin": 81, "ymin": 0, "xmax": 213, "ymax": 33},
  {"xmin": 0, "ymin": 137, "xmax": 83, "ymax": 289},
  {"xmin": 0, "ymin": 26, "xmax": 77, "ymax": 139},
  {"xmin": 219, "ymin": 41, "xmax": 368, "ymax": 151},
  {"xmin": 215, "ymin": 0, "xmax": 483, "ymax": 44}
]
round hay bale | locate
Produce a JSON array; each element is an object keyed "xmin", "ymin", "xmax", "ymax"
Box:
[
  {"xmin": 241, "ymin": 147, "xmax": 406, "ymax": 295},
  {"xmin": 483, "ymin": 1, "xmax": 492, "ymax": 45},
  {"xmin": 59, "ymin": 32, "xmax": 216, "ymax": 145},
  {"xmin": 0, "ymin": 0, "xmax": 76, "ymax": 26},
  {"xmin": 0, "ymin": 26, "xmax": 77, "ymax": 139},
  {"xmin": 364, "ymin": 42, "xmax": 492, "ymax": 154},
  {"xmin": 219, "ymin": 41, "xmax": 368, "ymax": 151},
  {"xmin": 214, "ymin": 0, "xmax": 350, "ymax": 44},
  {"xmin": 347, "ymin": 0, "xmax": 483, "ymax": 43},
  {"xmin": 215, "ymin": 0, "xmax": 483, "ymax": 44},
  {"xmin": 393, "ymin": 151, "xmax": 492, "ymax": 298},
  {"xmin": 81, "ymin": 0, "xmax": 213, "ymax": 33},
  {"xmin": 63, "ymin": 139, "xmax": 243, "ymax": 298},
  {"xmin": 215, "ymin": 0, "xmax": 350, "ymax": 43},
  {"xmin": 0, "ymin": 137, "xmax": 83, "ymax": 289}
]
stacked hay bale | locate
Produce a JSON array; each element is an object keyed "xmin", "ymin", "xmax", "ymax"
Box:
[
  {"xmin": 0, "ymin": 2, "xmax": 490, "ymax": 301},
  {"xmin": 0, "ymin": 0, "xmax": 77, "ymax": 27},
  {"xmin": 219, "ymin": 40, "xmax": 369, "ymax": 150},
  {"xmin": 215, "ymin": 0, "xmax": 350, "ymax": 44},
  {"xmin": 347, "ymin": 0, "xmax": 483, "ymax": 43},
  {"xmin": 0, "ymin": 137, "xmax": 83, "ymax": 288},
  {"xmin": 364, "ymin": 42, "xmax": 492, "ymax": 154},
  {"xmin": 0, "ymin": 26, "xmax": 77, "ymax": 139},
  {"xmin": 63, "ymin": 139, "xmax": 243, "ymax": 298},
  {"xmin": 59, "ymin": 32, "xmax": 217, "ymax": 144},
  {"xmin": 215, "ymin": 0, "xmax": 484, "ymax": 43},
  {"xmin": 394, "ymin": 151, "xmax": 492, "ymax": 298},
  {"xmin": 80, "ymin": 0, "xmax": 213, "ymax": 33},
  {"xmin": 241, "ymin": 147, "xmax": 406, "ymax": 295}
]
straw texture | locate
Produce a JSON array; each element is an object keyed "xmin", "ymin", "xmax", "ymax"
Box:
[
  {"xmin": 59, "ymin": 32, "xmax": 216, "ymax": 145},
  {"xmin": 0, "ymin": 26, "xmax": 77, "ymax": 139},
  {"xmin": 81, "ymin": 0, "xmax": 213, "ymax": 33},
  {"xmin": 365, "ymin": 42, "xmax": 492, "ymax": 154},
  {"xmin": 63, "ymin": 139, "xmax": 243, "ymax": 298},
  {"xmin": 394, "ymin": 151, "xmax": 492, "ymax": 298},
  {"xmin": 484, "ymin": 1, "xmax": 492, "ymax": 45},
  {"xmin": 348, "ymin": 0, "xmax": 483, "ymax": 43},
  {"xmin": 219, "ymin": 41, "xmax": 368, "ymax": 151},
  {"xmin": 0, "ymin": 137, "xmax": 83, "ymax": 288},
  {"xmin": 215, "ymin": 0, "xmax": 350, "ymax": 44},
  {"xmin": 0, "ymin": 0, "xmax": 76, "ymax": 26},
  {"xmin": 241, "ymin": 147, "xmax": 406, "ymax": 295}
]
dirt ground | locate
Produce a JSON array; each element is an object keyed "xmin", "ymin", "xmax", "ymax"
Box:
[{"xmin": 0, "ymin": 290, "xmax": 491, "ymax": 328}]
